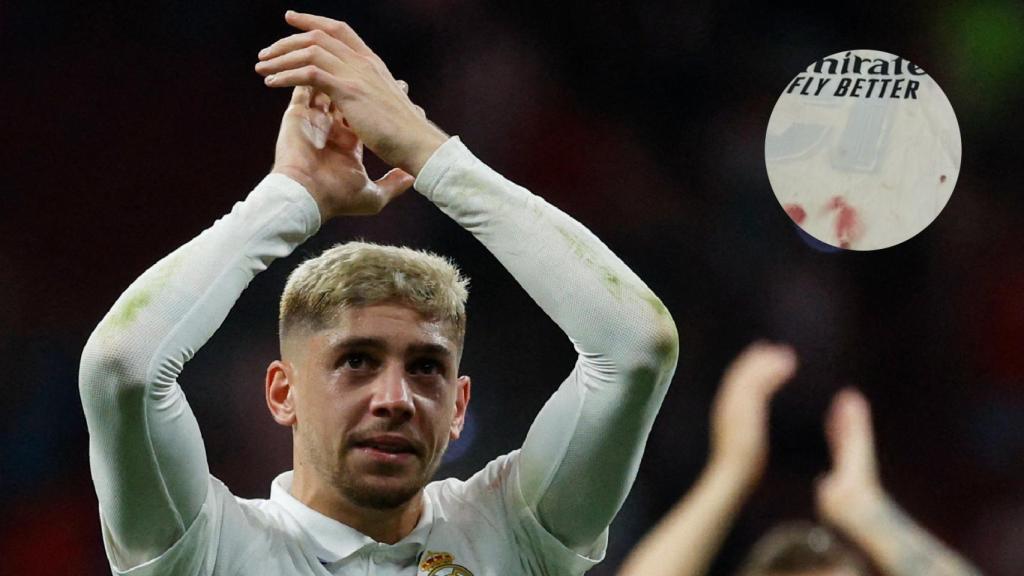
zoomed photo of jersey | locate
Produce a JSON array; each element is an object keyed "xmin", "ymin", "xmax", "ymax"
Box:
[{"xmin": 765, "ymin": 49, "xmax": 962, "ymax": 251}]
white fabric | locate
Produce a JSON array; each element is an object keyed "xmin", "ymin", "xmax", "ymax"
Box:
[
  {"xmin": 766, "ymin": 67, "xmax": 961, "ymax": 250},
  {"xmin": 79, "ymin": 137, "xmax": 678, "ymax": 576}
]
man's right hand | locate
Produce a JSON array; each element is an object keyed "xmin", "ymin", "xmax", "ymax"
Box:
[
  {"xmin": 815, "ymin": 388, "xmax": 885, "ymax": 529},
  {"xmin": 709, "ymin": 342, "xmax": 797, "ymax": 487},
  {"xmin": 271, "ymin": 86, "xmax": 414, "ymax": 222},
  {"xmin": 258, "ymin": 11, "xmax": 449, "ymax": 178}
]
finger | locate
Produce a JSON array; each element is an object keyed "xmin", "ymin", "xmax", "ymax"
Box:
[
  {"xmin": 264, "ymin": 65, "xmax": 350, "ymax": 100},
  {"xmin": 373, "ymin": 168, "xmax": 415, "ymax": 203},
  {"xmin": 825, "ymin": 392, "xmax": 844, "ymax": 464},
  {"xmin": 397, "ymin": 79, "xmax": 409, "ymax": 94},
  {"xmin": 285, "ymin": 11, "xmax": 375, "ymax": 58},
  {"xmin": 327, "ymin": 106, "xmax": 360, "ymax": 150},
  {"xmin": 826, "ymin": 387, "xmax": 875, "ymax": 470},
  {"xmin": 759, "ymin": 344, "xmax": 798, "ymax": 394},
  {"xmin": 301, "ymin": 107, "xmax": 332, "ymax": 150},
  {"xmin": 288, "ymin": 86, "xmax": 312, "ymax": 106},
  {"xmin": 311, "ymin": 90, "xmax": 332, "ymax": 113},
  {"xmin": 256, "ymin": 44, "xmax": 346, "ymax": 77},
  {"xmin": 841, "ymin": 388, "xmax": 876, "ymax": 459},
  {"xmin": 833, "ymin": 389, "xmax": 871, "ymax": 440},
  {"xmin": 722, "ymin": 342, "xmax": 797, "ymax": 396},
  {"xmin": 258, "ymin": 29, "xmax": 357, "ymax": 63}
]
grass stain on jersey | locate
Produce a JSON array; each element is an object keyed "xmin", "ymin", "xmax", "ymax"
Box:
[
  {"xmin": 104, "ymin": 250, "xmax": 187, "ymax": 330},
  {"xmin": 555, "ymin": 225, "xmax": 676, "ymax": 321},
  {"xmin": 109, "ymin": 290, "xmax": 153, "ymax": 329},
  {"xmin": 556, "ymin": 225, "xmax": 625, "ymax": 301}
]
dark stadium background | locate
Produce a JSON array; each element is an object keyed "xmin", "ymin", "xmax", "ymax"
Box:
[{"xmin": 2, "ymin": 1, "xmax": 1022, "ymax": 574}]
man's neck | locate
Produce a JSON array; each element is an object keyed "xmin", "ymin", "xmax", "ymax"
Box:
[{"xmin": 291, "ymin": 471, "xmax": 423, "ymax": 544}]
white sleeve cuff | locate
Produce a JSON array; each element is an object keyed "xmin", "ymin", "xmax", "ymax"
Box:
[
  {"xmin": 258, "ymin": 172, "xmax": 323, "ymax": 233},
  {"xmin": 413, "ymin": 136, "xmax": 470, "ymax": 200}
]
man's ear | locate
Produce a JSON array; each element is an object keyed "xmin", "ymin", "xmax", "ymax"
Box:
[
  {"xmin": 450, "ymin": 375, "xmax": 471, "ymax": 440},
  {"xmin": 266, "ymin": 359, "xmax": 297, "ymax": 427}
]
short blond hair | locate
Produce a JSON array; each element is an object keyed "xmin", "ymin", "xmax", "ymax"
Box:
[{"xmin": 279, "ymin": 241, "xmax": 469, "ymax": 345}]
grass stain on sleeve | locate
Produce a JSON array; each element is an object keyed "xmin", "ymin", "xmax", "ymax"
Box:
[
  {"xmin": 103, "ymin": 250, "xmax": 187, "ymax": 330},
  {"xmin": 556, "ymin": 225, "xmax": 670, "ymax": 315},
  {"xmin": 556, "ymin": 225, "xmax": 625, "ymax": 300},
  {"xmin": 640, "ymin": 292, "xmax": 671, "ymax": 318},
  {"xmin": 108, "ymin": 290, "xmax": 153, "ymax": 329}
]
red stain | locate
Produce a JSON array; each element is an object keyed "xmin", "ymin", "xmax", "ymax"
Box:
[
  {"xmin": 940, "ymin": 174, "xmax": 947, "ymax": 183},
  {"xmin": 784, "ymin": 203, "xmax": 806, "ymax": 224},
  {"xmin": 824, "ymin": 195, "xmax": 863, "ymax": 248}
]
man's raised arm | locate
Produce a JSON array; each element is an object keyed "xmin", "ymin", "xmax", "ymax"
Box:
[
  {"xmin": 412, "ymin": 137, "xmax": 678, "ymax": 550},
  {"xmin": 257, "ymin": 11, "xmax": 679, "ymax": 556},
  {"xmin": 78, "ymin": 86, "xmax": 411, "ymax": 571},
  {"xmin": 816, "ymin": 390, "xmax": 986, "ymax": 576}
]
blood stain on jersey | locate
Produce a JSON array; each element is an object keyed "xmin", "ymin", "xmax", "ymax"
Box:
[
  {"xmin": 824, "ymin": 196, "xmax": 864, "ymax": 249},
  {"xmin": 784, "ymin": 203, "xmax": 807, "ymax": 224}
]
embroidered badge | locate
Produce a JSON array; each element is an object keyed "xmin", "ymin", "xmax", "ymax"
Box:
[{"xmin": 419, "ymin": 551, "xmax": 473, "ymax": 576}]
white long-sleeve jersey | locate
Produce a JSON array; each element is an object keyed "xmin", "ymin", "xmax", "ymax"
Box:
[{"xmin": 79, "ymin": 136, "xmax": 679, "ymax": 576}]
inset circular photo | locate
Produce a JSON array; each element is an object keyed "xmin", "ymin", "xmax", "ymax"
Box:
[{"xmin": 765, "ymin": 49, "xmax": 961, "ymax": 250}]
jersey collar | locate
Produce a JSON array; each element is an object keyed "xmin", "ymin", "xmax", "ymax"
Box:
[{"xmin": 270, "ymin": 470, "xmax": 434, "ymax": 564}]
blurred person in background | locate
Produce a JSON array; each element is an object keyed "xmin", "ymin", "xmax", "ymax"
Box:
[
  {"xmin": 618, "ymin": 343, "xmax": 984, "ymax": 576},
  {"xmin": 78, "ymin": 10, "xmax": 677, "ymax": 576}
]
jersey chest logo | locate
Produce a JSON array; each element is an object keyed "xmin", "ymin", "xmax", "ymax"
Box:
[{"xmin": 419, "ymin": 550, "xmax": 474, "ymax": 576}]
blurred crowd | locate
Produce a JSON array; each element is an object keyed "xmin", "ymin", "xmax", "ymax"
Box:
[{"xmin": 1, "ymin": 1, "xmax": 1022, "ymax": 574}]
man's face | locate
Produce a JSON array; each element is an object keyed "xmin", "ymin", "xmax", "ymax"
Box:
[{"xmin": 281, "ymin": 302, "xmax": 469, "ymax": 510}]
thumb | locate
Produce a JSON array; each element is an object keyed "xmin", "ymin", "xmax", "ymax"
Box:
[
  {"xmin": 289, "ymin": 86, "xmax": 312, "ymax": 106},
  {"xmin": 826, "ymin": 388, "xmax": 875, "ymax": 473},
  {"xmin": 374, "ymin": 168, "xmax": 415, "ymax": 203}
]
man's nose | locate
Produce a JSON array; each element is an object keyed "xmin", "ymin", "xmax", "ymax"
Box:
[{"xmin": 368, "ymin": 366, "xmax": 415, "ymax": 421}]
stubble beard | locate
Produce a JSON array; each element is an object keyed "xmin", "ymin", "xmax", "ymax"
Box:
[{"xmin": 337, "ymin": 447, "xmax": 446, "ymax": 510}]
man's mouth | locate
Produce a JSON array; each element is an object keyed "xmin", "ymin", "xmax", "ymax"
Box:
[{"xmin": 351, "ymin": 434, "xmax": 420, "ymax": 461}]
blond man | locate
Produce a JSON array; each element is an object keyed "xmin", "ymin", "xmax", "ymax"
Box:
[{"xmin": 79, "ymin": 10, "xmax": 678, "ymax": 576}]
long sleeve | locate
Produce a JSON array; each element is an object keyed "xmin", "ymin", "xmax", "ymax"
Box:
[
  {"xmin": 414, "ymin": 137, "xmax": 679, "ymax": 551},
  {"xmin": 78, "ymin": 174, "xmax": 321, "ymax": 570}
]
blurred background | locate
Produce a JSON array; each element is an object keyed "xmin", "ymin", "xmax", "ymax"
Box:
[{"xmin": 2, "ymin": 1, "xmax": 1022, "ymax": 574}]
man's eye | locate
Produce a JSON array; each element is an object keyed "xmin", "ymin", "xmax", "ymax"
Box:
[
  {"xmin": 410, "ymin": 359, "xmax": 441, "ymax": 375},
  {"xmin": 341, "ymin": 354, "xmax": 370, "ymax": 370}
]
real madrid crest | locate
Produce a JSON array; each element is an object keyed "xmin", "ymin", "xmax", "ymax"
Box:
[{"xmin": 419, "ymin": 551, "xmax": 474, "ymax": 576}]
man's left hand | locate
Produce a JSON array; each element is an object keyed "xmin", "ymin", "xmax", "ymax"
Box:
[{"xmin": 257, "ymin": 11, "xmax": 448, "ymax": 176}]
